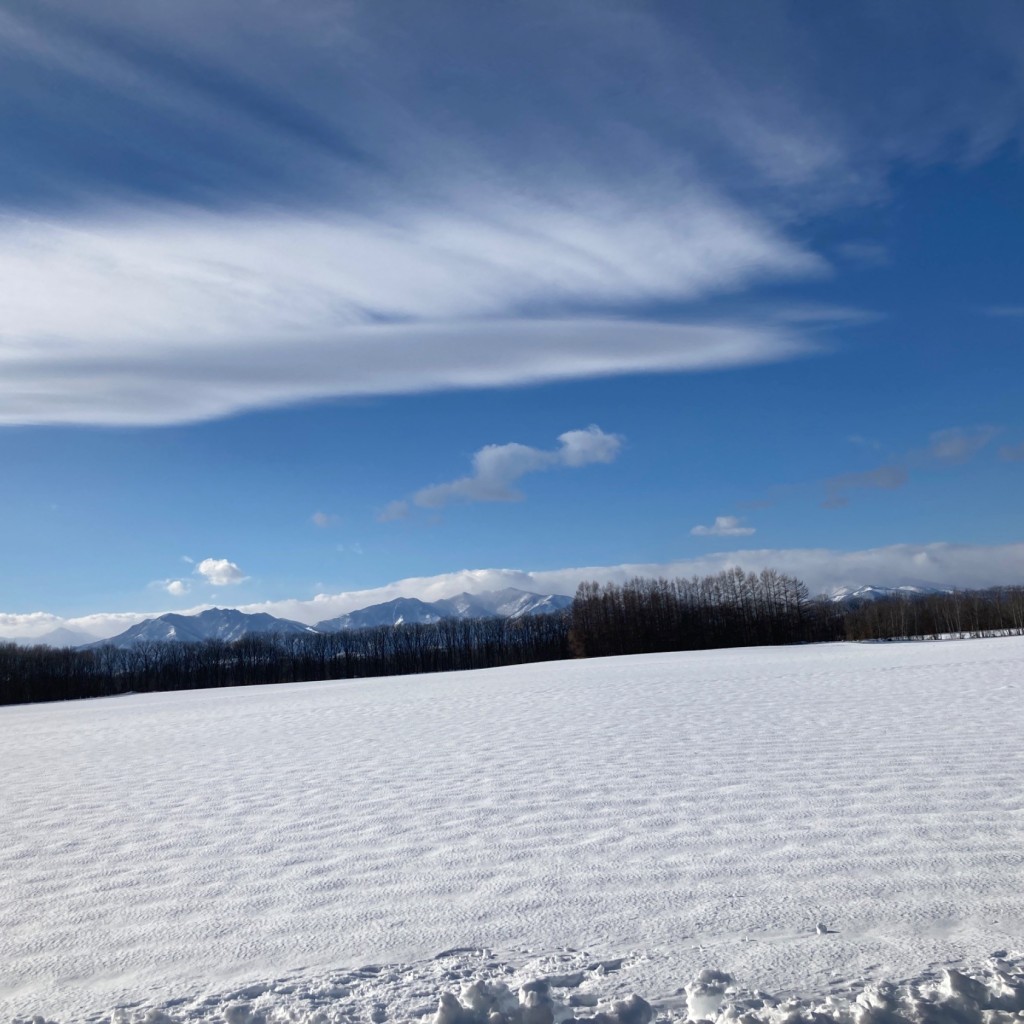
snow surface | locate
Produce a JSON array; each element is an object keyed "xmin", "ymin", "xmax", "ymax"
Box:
[{"xmin": 3, "ymin": 639, "xmax": 1024, "ymax": 1024}]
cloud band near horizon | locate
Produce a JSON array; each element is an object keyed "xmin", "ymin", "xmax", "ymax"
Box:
[{"xmin": 5, "ymin": 541, "xmax": 1024, "ymax": 642}]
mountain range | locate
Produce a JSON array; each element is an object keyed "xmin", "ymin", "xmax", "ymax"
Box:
[
  {"xmin": 9, "ymin": 626, "xmax": 102, "ymax": 649},
  {"xmin": 69, "ymin": 588, "xmax": 573, "ymax": 649},
  {"xmin": 313, "ymin": 588, "xmax": 572, "ymax": 632},
  {"xmin": 827, "ymin": 584, "xmax": 948, "ymax": 604},
  {"xmin": 83, "ymin": 609, "xmax": 317, "ymax": 649},
  {"xmin": 11, "ymin": 584, "xmax": 961, "ymax": 649}
]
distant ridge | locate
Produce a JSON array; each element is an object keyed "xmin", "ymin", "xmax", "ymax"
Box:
[
  {"xmin": 90, "ymin": 589, "xmax": 572, "ymax": 648},
  {"xmin": 91, "ymin": 608, "xmax": 317, "ymax": 650},
  {"xmin": 9, "ymin": 627, "xmax": 101, "ymax": 649},
  {"xmin": 313, "ymin": 588, "xmax": 572, "ymax": 632},
  {"xmin": 829, "ymin": 584, "xmax": 949, "ymax": 604},
  {"xmin": 23, "ymin": 585, "xmax": 985, "ymax": 649}
]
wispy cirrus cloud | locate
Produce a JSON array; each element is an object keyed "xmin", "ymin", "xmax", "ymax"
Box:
[
  {"xmin": 4, "ymin": 2, "xmax": 1024, "ymax": 425},
  {"xmin": 823, "ymin": 465, "xmax": 909, "ymax": 510},
  {"xmin": 376, "ymin": 501, "xmax": 410, "ymax": 523},
  {"xmin": 835, "ymin": 241, "xmax": 890, "ymax": 266},
  {"xmin": 926, "ymin": 426, "xmax": 1000, "ymax": 463},
  {"xmin": 0, "ymin": 196, "xmax": 820, "ymax": 426},
  {"xmin": 822, "ymin": 425, "xmax": 1000, "ymax": 508},
  {"xmin": 5, "ymin": 2, "xmax": 1022, "ymax": 210},
  {"xmin": 410, "ymin": 426, "xmax": 623, "ymax": 509},
  {"xmin": 984, "ymin": 307, "xmax": 1024, "ymax": 317}
]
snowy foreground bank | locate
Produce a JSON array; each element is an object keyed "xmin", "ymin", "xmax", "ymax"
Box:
[{"xmin": 2, "ymin": 639, "xmax": 1024, "ymax": 1024}]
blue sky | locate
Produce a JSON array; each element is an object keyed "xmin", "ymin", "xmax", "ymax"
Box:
[{"xmin": 3, "ymin": 0, "xmax": 1024, "ymax": 638}]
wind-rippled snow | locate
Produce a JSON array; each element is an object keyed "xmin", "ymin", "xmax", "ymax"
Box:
[{"xmin": 2, "ymin": 639, "xmax": 1024, "ymax": 1024}]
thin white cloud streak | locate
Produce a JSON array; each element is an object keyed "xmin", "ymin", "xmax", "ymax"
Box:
[
  {"xmin": 0, "ymin": 311, "xmax": 816, "ymax": 426},
  {"xmin": 691, "ymin": 515, "xmax": 755, "ymax": 537},
  {"xmin": 6, "ymin": 542, "xmax": 1024, "ymax": 640},
  {"xmin": 413, "ymin": 426, "xmax": 622, "ymax": 508},
  {"xmin": 926, "ymin": 426, "xmax": 1000, "ymax": 464},
  {"xmin": 0, "ymin": 194, "xmax": 822, "ymax": 426},
  {"xmin": 377, "ymin": 501, "xmax": 410, "ymax": 523},
  {"xmin": 823, "ymin": 465, "xmax": 909, "ymax": 510},
  {"xmin": 835, "ymin": 242, "xmax": 890, "ymax": 266},
  {"xmin": 821, "ymin": 425, "xmax": 999, "ymax": 508}
]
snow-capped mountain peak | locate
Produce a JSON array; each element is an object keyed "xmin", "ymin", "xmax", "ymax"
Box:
[
  {"xmin": 829, "ymin": 583, "xmax": 948, "ymax": 604},
  {"xmin": 80, "ymin": 590, "xmax": 574, "ymax": 647},
  {"xmin": 313, "ymin": 589, "xmax": 571, "ymax": 633},
  {"xmin": 93, "ymin": 608, "xmax": 317, "ymax": 649}
]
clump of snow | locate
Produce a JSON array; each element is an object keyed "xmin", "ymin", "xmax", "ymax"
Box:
[
  {"xmin": 670, "ymin": 960, "xmax": 1024, "ymax": 1024},
  {"xmin": 10, "ymin": 952, "xmax": 1024, "ymax": 1024},
  {"xmin": 685, "ymin": 969, "xmax": 734, "ymax": 1020}
]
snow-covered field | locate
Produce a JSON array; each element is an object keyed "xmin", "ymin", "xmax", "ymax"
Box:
[{"xmin": 3, "ymin": 639, "xmax": 1024, "ymax": 1024}]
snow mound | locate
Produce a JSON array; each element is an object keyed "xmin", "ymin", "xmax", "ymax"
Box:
[
  {"xmin": 692, "ymin": 958, "xmax": 1024, "ymax": 1024},
  {"xmin": 9, "ymin": 952, "xmax": 1024, "ymax": 1024}
]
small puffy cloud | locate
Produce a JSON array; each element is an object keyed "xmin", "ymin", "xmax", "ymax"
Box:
[
  {"xmin": 927, "ymin": 426, "xmax": 999, "ymax": 464},
  {"xmin": 691, "ymin": 516, "xmax": 756, "ymax": 537},
  {"xmin": 311, "ymin": 511, "xmax": 339, "ymax": 528},
  {"xmin": 412, "ymin": 426, "xmax": 623, "ymax": 509},
  {"xmin": 195, "ymin": 558, "xmax": 247, "ymax": 586},
  {"xmin": 557, "ymin": 426, "xmax": 623, "ymax": 466},
  {"xmin": 148, "ymin": 578, "xmax": 191, "ymax": 596}
]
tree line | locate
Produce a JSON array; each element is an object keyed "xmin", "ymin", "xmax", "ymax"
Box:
[
  {"xmin": 3, "ymin": 572, "xmax": 1024, "ymax": 706},
  {"xmin": 567, "ymin": 568, "xmax": 844, "ymax": 656},
  {"xmin": 841, "ymin": 585, "xmax": 1024, "ymax": 641},
  {"xmin": 0, "ymin": 613, "xmax": 570, "ymax": 706}
]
